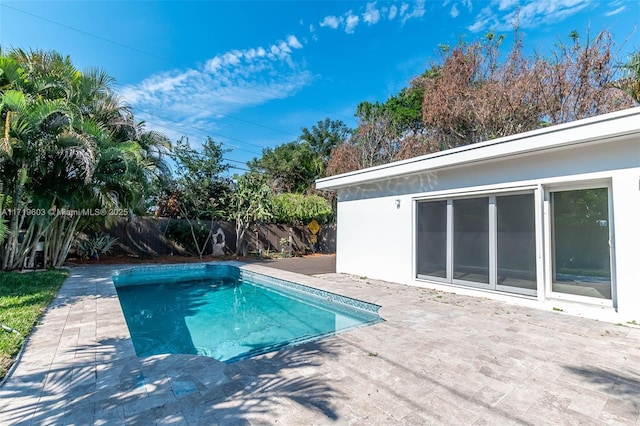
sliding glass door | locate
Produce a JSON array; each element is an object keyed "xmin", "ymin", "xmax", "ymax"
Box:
[{"xmin": 416, "ymin": 192, "xmax": 537, "ymax": 296}]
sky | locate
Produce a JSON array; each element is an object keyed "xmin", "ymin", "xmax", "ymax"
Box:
[{"xmin": 1, "ymin": 0, "xmax": 639, "ymax": 173}]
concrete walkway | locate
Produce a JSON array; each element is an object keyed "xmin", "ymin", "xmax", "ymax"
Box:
[{"xmin": 0, "ymin": 262, "xmax": 639, "ymax": 425}]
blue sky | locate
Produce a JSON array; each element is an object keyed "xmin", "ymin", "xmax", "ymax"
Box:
[{"xmin": 1, "ymin": 1, "xmax": 639, "ymax": 172}]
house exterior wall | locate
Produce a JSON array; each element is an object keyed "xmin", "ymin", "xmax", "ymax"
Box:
[
  {"xmin": 328, "ymin": 126, "xmax": 640, "ymax": 322},
  {"xmin": 610, "ymin": 169, "xmax": 640, "ymax": 317}
]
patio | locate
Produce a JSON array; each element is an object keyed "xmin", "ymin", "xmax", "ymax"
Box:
[{"xmin": 0, "ymin": 262, "xmax": 638, "ymax": 425}]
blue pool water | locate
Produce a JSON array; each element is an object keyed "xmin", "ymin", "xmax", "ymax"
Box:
[{"xmin": 113, "ymin": 264, "xmax": 382, "ymax": 362}]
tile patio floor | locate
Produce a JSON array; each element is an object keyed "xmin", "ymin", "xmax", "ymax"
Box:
[{"xmin": 0, "ymin": 263, "xmax": 639, "ymax": 425}]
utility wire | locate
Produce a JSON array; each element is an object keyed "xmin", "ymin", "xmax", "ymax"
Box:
[
  {"xmin": 4, "ymin": 3, "xmax": 358, "ymax": 148},
  {"xmin": 164, "ymin": 150, "xmax": 251, "ymax": 173},
  {"xmin": 1, "ymin": 3, "xmax": 167, "ymax": 62},
  {"xmin": 139, "ymin": 115, "xmax": 262, "ymax": 158},
  {"xmin": 135, "ymin": 107, "xmax": 266, "ymax": 152},
  {"xmin": 204, "ymin": 107, "xmax": 299, "ymax": 138}
]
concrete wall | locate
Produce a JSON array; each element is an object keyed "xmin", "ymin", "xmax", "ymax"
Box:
[{"xmin": 333, "ymin": 135, "xmax": 640, "ymax": 320}]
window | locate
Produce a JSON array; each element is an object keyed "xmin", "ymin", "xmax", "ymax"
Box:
[{"xmin": 550, "ymin": 187, "xmax": 612, "ymax": 300}]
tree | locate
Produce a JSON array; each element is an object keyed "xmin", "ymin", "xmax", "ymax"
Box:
[
  {"xmin": 0, "ymin": 87, "xmax": 79, "ymax": 269},
  {"xmin": 228, "ymin": 173, "xmax": 272, "ymax": 256},
  {"xmin": 531, "ymin": 30, "xmax": 632, "ymax": 125},
  {"xmin": 249, "ymin": 118, "xmax": 352, "ymax": 193},
  {"xmin": 0, "ymin": 48, "xmax": 171, "ymax": 269},
  {"xmin": 248, "ymin": 141, "xmax": 318, "ymax": 193},
  {"xmin": 612, "ymin": 51, "xmax": 640, "ymax": 103},
  {"xmin": 420, "ymin": 31, "xmax": 544, "ymax": 147},
  {"xmin": 326, "ymin": 28, "xmax": 633, "ymax": 177},
  {"xmin": 326, "ymin": 102, "xmax": 399, "ymax": 174},
  {"xmin": 299, "ymin": 118, "xmax": 352, "ymax": 175},
  {"xmin": 326, "ymin": 142, "xmax": 362, "ymax": 176},
  {"xmin": 157, "ymin": 137, "xmax": 230, "ymax": 258}
]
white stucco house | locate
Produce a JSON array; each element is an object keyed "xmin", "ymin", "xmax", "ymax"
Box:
[{"xmin": 316, "ymin": 107, "xmax": 640, "ymax": 322}]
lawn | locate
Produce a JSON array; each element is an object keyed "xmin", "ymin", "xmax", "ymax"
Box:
[{"xmin": 0, "ymin": 270, "xmax": 68, "ymax": 381}]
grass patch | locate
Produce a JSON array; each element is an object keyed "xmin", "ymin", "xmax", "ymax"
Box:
[{"xmin": 0, "ymin": 270, "xmax": 68, "ymax": 381}]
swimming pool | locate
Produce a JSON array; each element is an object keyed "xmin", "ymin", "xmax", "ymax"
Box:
[{"xmin": 112, "ymin": 263, "xmax": 382, "ymax": 362}]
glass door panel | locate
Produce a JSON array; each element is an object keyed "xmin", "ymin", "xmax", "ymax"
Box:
[
  {"xmin": 416, "ymin": 201, "xmax": 447, "ymax": 279},
  {"xmin": 496, "ymin": 194, "xmax": 537, "ymax": 293},
  {"xmin": 453, "ymin": 198, "xmax": 489, "ymax": 284},
  {"xmin": 551, "ymin": 188, "xmax": 611, "ymax": 299}
]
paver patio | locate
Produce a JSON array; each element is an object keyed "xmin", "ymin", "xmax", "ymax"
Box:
[{"xmin": 0, "ymin": 262, "xmax": 639, "ymax": 425}]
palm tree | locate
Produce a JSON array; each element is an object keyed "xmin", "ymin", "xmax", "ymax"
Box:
[{"xmin": 0, "ymin": 48, "xmax": 171, "ymax": 269}]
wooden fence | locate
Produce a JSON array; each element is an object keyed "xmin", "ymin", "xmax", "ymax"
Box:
[{"xmin": 103, "ymin": 217, "xmax": 336, "ymax": 257}]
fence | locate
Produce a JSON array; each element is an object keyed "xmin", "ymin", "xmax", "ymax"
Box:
[{"xmin": 103, "ymin": 217, "xmax": 336, "ymax": 257}]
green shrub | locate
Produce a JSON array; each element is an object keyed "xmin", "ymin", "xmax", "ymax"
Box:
[
  {"xmin": 75, "ymin": 233, "xmax": 118, "ymax": 260},
  {"xmin": 165, "ymin": 220, "xmax": 212, "ymax": 256},
  {"xmin": 270, "ymin": 193, "xmax": 332, "ymax": 224}
]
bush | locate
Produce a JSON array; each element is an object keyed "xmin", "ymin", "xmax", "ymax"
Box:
[
  {"xmin": 75, "ymin": 233, "xmax": 118, "ymax": 260},
  {"xmin": 165, "ymin": 220, "xmax": 212, "ymax": 256},
  {"xmin": 270, "ymin": 193, "xmax": 332, "ymax": 225}
]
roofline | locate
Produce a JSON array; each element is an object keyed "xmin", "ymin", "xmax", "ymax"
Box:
[{"xmin": 316, "ymin": 107, "xmax": 640, "ymax": 190}]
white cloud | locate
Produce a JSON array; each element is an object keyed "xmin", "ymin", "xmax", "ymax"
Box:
[
  {"xmin": 287, "ymin": 35, "xmax": 303, "ymax": 49},
  {"xmin": 121, "ymin": 36, "xmax": 313, "ymax": 134},
  {"xmin": 468, "ymin": 0, "xmax": 591, "ymax": 32},
  {"xmin": 497, "ymin": 0, "xmax": 519, "ymax": 11},
  {"xmin": 345, "ymin": 13, "xmax": 360, "ymax": 34},
  {"xmin": 388, "ymin": 5, "xmax": 398, "ymax": 20},
  {"xmin": 605, "ymin": 5, "xmax": 625, "ymax": 16},
  {"xmin": 399, "ymin": 3, "xmax": 410, "ymax": 18},
  {"xmin": 450, "ymin": 4, "xmax": 460, "ymax": 18},
  {"xmin": 363, "ymin": 2, "xmax": 381, "ymax": 25},
  {"xmin": 317, "ymin": 1, "xmax": 425, "ymax": 34},
  {"xmin": 320, "ymin": 15, "xmax": 342, "ymax": 29},
  {"xmin": 400, "ymin": 0, "xmax": 426, "ymax": 25}
]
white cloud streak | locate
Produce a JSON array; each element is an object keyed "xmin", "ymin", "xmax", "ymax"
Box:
[
  {"xmin": 121, "ymin": 35, "xmax": 312, "ymax": 137},
  {"xmin": 318, "ymin": 0, "xmax": 427, "ymax": 35},
  {"xmin": 605, "ymin": 5, "xmax": 626, "ymax": 16},
  {"xmin": 468, "ymin": 0, "xmax": 591, "ymax": 32},
  {"xmin": 400, "ymin": 0, "xmax": 426, "ymax": 25}
]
